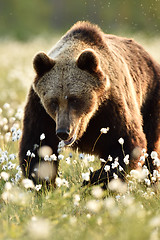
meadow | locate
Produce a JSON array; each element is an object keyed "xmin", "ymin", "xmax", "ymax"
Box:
[{"xmin": 0, "ymin": 36, "xmax": 160, "ymax": 240}]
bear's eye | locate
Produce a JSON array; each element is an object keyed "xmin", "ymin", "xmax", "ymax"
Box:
[
  {"xmin": 69, "ymin": 97, "xmax": 81, "ymax": 109},
  {"xmin": 50, "ymin": 99, "xmax": 58, "ymax": 111}
]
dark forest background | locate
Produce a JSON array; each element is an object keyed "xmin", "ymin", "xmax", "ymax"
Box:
[{"xmin": 0, "ymin": 0, "xmax": 160, "ymax": 40}]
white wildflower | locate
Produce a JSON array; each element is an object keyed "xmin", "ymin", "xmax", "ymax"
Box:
[
  {"xmin": 121, "ymin": 195, "xmax": 134, "ymax": 206},
  {"xmin": 144, "ymin": 152, "xmax": 149, "ymax": 158},
  {"xmin": 38, "ymin": 145, "xmax": 53, "ymax": 158},
  {"xmin": 151, "ymin": 151, "xmax": 158, "ymax": 159},
  {"xmin": 9, "ymin": 154, "xmax": 16, "ymax": 160},
  {"xmin": 15, "ymin": 172, "xmax": 21, "ymax": 182},
  {"xmin": 73, "ymin": 194, "xmax": 80, "ymax": 206},
  {"xmin": 1, "ymin": 172, "xmax": 10, "ymax": 181},
  {"xmin": 0, "ymin": 157, "xmax": 5, "ymax": 164},
  {"xmin": 2, "ymin": 191, "xmax": 12, "ymax": 203},
  {"xmin": 86, "ymin": 200, "xmax": 102, "ymax": 213},
  {"xmin": 31, "ymin": 153, "xmax": 35, "ymax": 158},
  {"xmin": 111, "ymin": 163, "xmax": 117, "ymax": 169},
  {"xmin": 82, "ymin": 172, "xmax": 90, "ymax": 181},
  {"xmin": 33, "ymin": 144, "xmax": 39, "ymax": 150},
  {"xmin": 104, "ymin": 197, "xmax": 115, "ymax": 210},
  {"xmin": 5, "ymin": 182, "xmax": 12, "ymax": 191},
  {"xmin": 56, "ymin": 177, "xmax": 69, "ymax": 188},
  {"xmin": 100, "ymin": 127, "xmax": 109, "ymax": 134},
  {"xmin": 56, "ymin": 177, "xmax": 62, "ymax": 187},
  {"xmin": 130, "ymin": 169, "xmax": 140, "ymax": 179},
  {"xmin": 113, "ymin": 173, "xmax": 118, "ymax": 179},
  {"xmin": 119, "ymin": 166, "xmax": 124, "ymax": 171},
  {"xmin": 37, "ymin": 162, "xmax": 56, "ymax": 181},
  {"xmin": 9, "ymin": 117, "xmax": 16, "ymax": 123},
  {"xmin": 26, "ymin": 150, "xmax": 31, "ymax": 157},
  {"xmin": 2, "ymin": 118, "xmax": 8, "ymax": 125},
  {"xmin": 86, "ymin": 155, "xmax": 95, "ymax": 162},
  {"xmin": 115, "ymin": 195, "xmax": 121, "ymax": 201},
  {"xmin": 62, "ymin": 179, "xmax": 69, "ymax": 188},
  {"xmin": 69, "ymin": 215, "xmax": 77, "ymax": 225},
  {"xmin": 111, "ymin": 161, "xmax": 119, "ymax": 169},
  {"xmin": 153, "ymin": 158, "xmax": 160, "ymax": 167},
  {"xmin": 150, "ymin": 229, "xmax": 159, "ymax": 240},
  {"xmin": 50, "ymin": 154, "xmax": 57, "ymax": 161},
  {"xmin": 142, "ymin": 148, "xmax": 146, "ymax": 154},
  {"xmin": 142, "ymin": 166, "xmax": 149, "ymax": 177},
  {"xmin": 124, "ymin": 155, "xmax": 129, "ymax": 165},
  {"xmin": 40, "ymin": 133, "xmax": 45, "ymax": 141},
  {"xmin": 61, "ymin": 214, "xmax": 68, "ymax": 218},
  {"xmin": 58, "ymin": 154, "xmax": 64, "ymax": 160},
  {"xmin": 108, "ymin": 155, "xmax": 113, "ymax": 162},
  {"xmin": 151, "ymin": 177, "xmax": 156, "ymax": 182},
  {"xmin": 89, "ymin": 167, "xmax": 94, "ymax": 172},
  {"xmin": 27, "ymin": 217, "xmax": 51, "ymax": 240},
  {"xmin": 149, "ymin": 215, "xmax": 160, "ymax": 228},
  {"xmin": 108, "ymin": 178, "xmax": 127, "ymax": 193},
  {"xmin": 139, "ymin": 155, "xmax": 145, "ymax": 162},
  {"xmin": 10, "ymin": 127, "xmax": 16, "ymax": 132},
  {"xmin": 3, "ymin": 103, "xmax": 10, "ymax": 109},
  {"xmin": 5, "ymin": 132, "xmax": 11, "ymax": 142},
  {"xmin": 97, "ymin": 217, "xmax": 102, "ymax": 225},
  {"xmin": 153, "ymin": 170, "xmax": 159, "ymax": 177},
  {"xmin": 15, "ymin": 108, "xmax": 23, "ymax": 120},
  {"xmin": 16, "ymin": 165, "xmax": 21, "ymax": 171},
  {"xmin": 3, "ymin": 125, "xmax": 8, "ymax": 131},
  {"xmin": 70, "ymin": 216, "xmax": 77, "ymax": 225},
  {"xmin": 104, "ymin": 165, "xmax": 110, "ymax": 172},
  {"xmin": 8, "ymin": 162, "xmax": 16, "ymax": 170},
  {"xmin": 22, "ymin": 179, "xmax": 35, "ymax": 189},
  {"xmin": 2, "ymin": 165, "xmax": 7, "ymax": 171},
  {"xmin": 91, "ymin": 186, "xmax": 103, "ymax": 198},
  {"xmin": 17, "ymin": 129, "xmax": 22, "ymax": 138},
  {"xmin": 100, "ymin": 158, "xmax": 106, "ymax": 163},
  {"xmin": 144, "ymin": 178, "xmax": 151, "ymax": 186},
  {"xmin": 12, "ymin": 135, "xmax": 17, "ymax": 142},
  {"xmin": 130, "ymin": 168, "xmax": 148, "ymax": 180},
  {"xmin": 58, "ymin": 140, "xmax": 65, "ymax": 149},
  {"xmin": 118, "ymin": 137, "xmax": 124, "ymax": 145},
  {"xmin": 86, "ymin": 214, "xmax": 91, "ymax": 219},
  {"xmin": 79, "ymin": 153, "xmax": 84, "ymax": 159},
  {"xmin": 44, "ymin": 155, "xmax": 50, "ymax": 161},
  {"xmin": 66, "ymin": 157, "xmax": 71, "ymax": 164},
  {"xmin": 35, "ymin": 185, "xmax": 42, "ymax": 191}
]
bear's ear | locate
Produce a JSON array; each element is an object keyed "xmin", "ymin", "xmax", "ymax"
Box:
[
  {"xmin": 77, "ymin": 49, "xmax": 100, "ymax": 74},
  {"xmin": 33, "ymin": 52, "xmax": 55, "ymax": 76}
]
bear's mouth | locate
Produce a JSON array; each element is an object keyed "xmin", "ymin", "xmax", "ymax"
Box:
[
  {"xmin": 63, "ymin": 120, "xmax": 81, "ymax": 146},
  {"xmin": 64, "ymin": 133, "xmax": 77, "ymax": 146}
]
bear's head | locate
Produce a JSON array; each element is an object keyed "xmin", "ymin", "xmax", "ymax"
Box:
[{"xmin": 33, "ymin": 49, "xmax": 110, "ymax": 146}]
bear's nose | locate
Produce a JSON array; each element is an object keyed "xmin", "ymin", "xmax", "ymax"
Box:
[{"xmin": 56, "ymin": 128, "xmax": 70, "ymax": 141}]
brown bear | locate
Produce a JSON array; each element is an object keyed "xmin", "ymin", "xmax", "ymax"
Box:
[{"xmin": 19, "ymin": 21, "xmax": 160, "ymax": 187}]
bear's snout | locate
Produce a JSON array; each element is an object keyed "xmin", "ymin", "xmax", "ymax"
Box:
[{"xmin": 56, "ymin": 128, "xmax": 70, "ymax": 141}]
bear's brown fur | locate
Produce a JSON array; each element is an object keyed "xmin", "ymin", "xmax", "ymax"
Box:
[{"xmin": 19, "ymin": 21, "xmax": 160, "ymax": 186}]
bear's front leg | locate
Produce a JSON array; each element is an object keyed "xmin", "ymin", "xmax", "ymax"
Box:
[{"xmin": 19, "ymin": 87, "xmax": 59, "ymax": 186}]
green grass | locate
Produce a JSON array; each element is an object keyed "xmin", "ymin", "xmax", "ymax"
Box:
[{"xmin": 0, "ymin": 36, "xmax": 160, "ymax": 240}]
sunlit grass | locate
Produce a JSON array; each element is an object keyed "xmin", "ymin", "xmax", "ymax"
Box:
[{"xmin": 0, "ymin": 36, "xmax": 160, "ymax": 240}]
